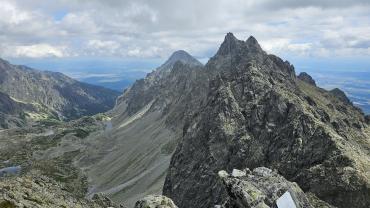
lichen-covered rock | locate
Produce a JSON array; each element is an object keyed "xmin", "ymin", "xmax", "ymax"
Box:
[
  {"xmin": 218, "ymin": 167, "xmax": 319, "ymax": 208},
  {"xmin": 0, "ymin": 172, "xmax": 122, "ymax": 208},
  {"xmin": 92, "ymin": 193, "xmax": 126, "ymax": 208},
  {"xmin": 134, "ymin": 195, "xmax": 178, "ymax": 208}
]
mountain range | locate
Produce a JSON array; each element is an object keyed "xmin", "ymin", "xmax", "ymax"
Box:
[
  {"xmin": 0, "ymin": 33, "xmax": 369, "ymax": 208},
  {"xmin": 0, "ymin": 58, "xmax": 120, "ymax": 128}
]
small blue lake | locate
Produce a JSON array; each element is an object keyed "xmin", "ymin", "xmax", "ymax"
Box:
[{"xmin": 0, "ymin": 165, "xmax": 21, "ymax": 177}]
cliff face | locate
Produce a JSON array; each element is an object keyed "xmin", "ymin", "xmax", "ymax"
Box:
[
  {"xmin": 163, "ymin": 33, "xmax": 370, "ymax": 208},
  {"xmin": 0, "ymin": 58, "xmax": 120, "ymax": 121}
]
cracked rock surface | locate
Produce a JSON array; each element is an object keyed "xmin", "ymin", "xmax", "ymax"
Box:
[{"xmin": 218, "ymin": 167, "xmax": 334, "ymax": 208}]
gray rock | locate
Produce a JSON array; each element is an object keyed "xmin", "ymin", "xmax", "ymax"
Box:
[
  {"xmin": 134, "ymin": 195, "xmax": 178, "ymax": 208},
  {"xmin": 298, "ymin": 72, "xmax": 316, "ymax": 86},
  {"xmin": 219, "ymin": 167, "xmax": 315, "ymax": 208},
  {"xmin": 92, "ymin": 193, "xmax": 126, "ymax": 208},
  {"xmin": 0, "ymin": 172, "xmax": 116, "ymax": 208}
]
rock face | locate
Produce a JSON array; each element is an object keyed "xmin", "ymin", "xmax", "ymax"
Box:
[
  {"xmin": 134, "ymin": 195, "xmax": 178, "ymax": 208},
  {"xmin": 79, "ymin": 50, "xmax": 206, "ymax": 206},
  {"xmin": 298, "ymin": 72, "xmax": 316, "ymax": 86},
  {"xmin": 0, "ymin": 58, "xmax": 120, "ymax": 121},
  {"xmin": 163, "ymin": 33, "xmax": 370, "ymax": 208},
  {"xmin": 218, "ymin": 167, "xmax": 315, "ymax": 208}
]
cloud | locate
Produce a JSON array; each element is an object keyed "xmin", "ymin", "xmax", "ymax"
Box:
[
  {"xmin": 1, "ymin": 44, "xmax": 67, "ymax": 58},
  {"xmin": 0, "ymin": 0, "xmax": 369, "ymax": 59}
]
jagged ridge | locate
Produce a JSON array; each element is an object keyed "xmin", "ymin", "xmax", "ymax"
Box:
[{"xmin": 163, "ymin": 33, "xmax": 370, "ymax": 208}]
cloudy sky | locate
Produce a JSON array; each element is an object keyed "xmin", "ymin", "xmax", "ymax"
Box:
[{"xmin": 1, "ymin": 0, "xmax": 370, "ymax": 73}]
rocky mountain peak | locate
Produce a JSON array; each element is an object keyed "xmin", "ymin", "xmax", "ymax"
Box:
[
  {"xmin": 211, "ymin": 34, "xmax": 268, "ymax": 70},
  {"xmin": 160, "ymin": 50, "xmax": 202, "ymax": 69},
  {"xmin": 215, "ymin": 32, "xmax": 242, "ymax": 56},
  {"xmin": 215, "ymin": 33, "xmax": 264, "ymax": 57}
]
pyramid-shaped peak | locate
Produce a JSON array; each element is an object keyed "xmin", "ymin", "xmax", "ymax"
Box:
[
  {"xmin": 163, "ymin": 50, "xmax": 202, "ymax": 67},
  {"xmin": 168, "ymin": 50, "xmax": 194, "ymax": 61}
]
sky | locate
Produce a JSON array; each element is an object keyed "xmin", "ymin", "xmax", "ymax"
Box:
[
  {"xmin": 1, "ymin": 0, "xmax": 370, "ymax": 76},
  {"xmin": 1, "ymin": 0, "xmax": 370, "ymax": 59}
]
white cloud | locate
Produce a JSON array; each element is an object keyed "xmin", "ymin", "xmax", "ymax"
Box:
[
  {"xmin": 11, "ymin": 44, "xmax": 67, "ymax": 58},
  {"xmin": 0, "ymin": 0, "xmax": 369, "ymax": 59}
]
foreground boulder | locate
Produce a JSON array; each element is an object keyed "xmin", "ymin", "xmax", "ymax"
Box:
[
  {"xmin": 218, "ymin": 167, "xmax": 334, "ymax": 208},
  {"xmin": 134, "ymin": 195, "xmax": 178, "ymax": 208}
]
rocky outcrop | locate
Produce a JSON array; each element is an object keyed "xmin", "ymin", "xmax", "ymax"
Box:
[
  {"xmin": 0, "ymin": 58, "xmax": 120, "ymax": 121},
  {"xmin": 0, "ymin": 172, "xmax": 121, "ymax": 208},
  {"xmin": 218, "ymin": 167, "xmax": 317, "ymax": 208},
  {"xmin": 134, "ymin": 195, "xmax": 178, "ymax": 208},
  {"xmin": 92, "ymin": 193, "xmax": 126, "ymax": 208},
  {"xmin": 163, "ymin": 33, "xmax": 370, "ymax": 208},
  {"xmin": 298, "ymin": 72, "xmax": 316, "ymax": 86}
]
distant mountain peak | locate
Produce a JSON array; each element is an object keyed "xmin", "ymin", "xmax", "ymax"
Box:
[
  {"xmin": 155, "ymin": 50, "xmax": 202, "ymax": 76},
  {"xmin": 163, "ymin": 50, "xmax": 202, "ymax": 67}
]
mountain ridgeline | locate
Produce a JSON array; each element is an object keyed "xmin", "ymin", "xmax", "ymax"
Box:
[
  {"xmin": 0, "ymin": 33, "xmax": 369, "ymax": 208},
  {"xmin": 162, "ymin": 34, "xmax": 370, "ymax": 208},
  {"xmin": 0, "ymin": 58, "xmax": 120, "ymax": 125},
  {"xmin": 78, "ymin": 33, "xmax": 370, "ymax": 208}
]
